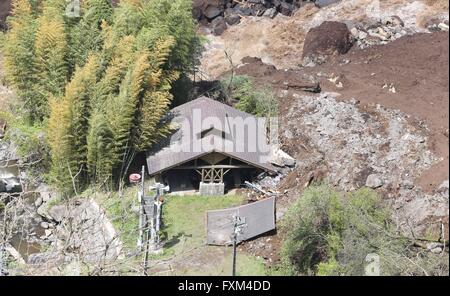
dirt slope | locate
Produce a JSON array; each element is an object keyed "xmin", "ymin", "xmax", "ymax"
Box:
[
  {"xmin": 199, "ymin": 0, "xmax": 449, "ymax": 79},
  {"xmin": 233, "ymin": 30, "xmax": 449, "ymax": 241},
  {"xmin": 301, "ymin": 31, "xmax": 449, "ymax": 192}
]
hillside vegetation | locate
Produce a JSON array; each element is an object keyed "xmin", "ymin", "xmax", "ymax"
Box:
[{"xmin": 2, "ymin": 0, "xmax": 201, "ymax": 194}]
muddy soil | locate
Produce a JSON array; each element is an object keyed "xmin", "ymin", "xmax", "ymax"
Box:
[{"xmin": 237, "ymin": 31, "xmax": 449, "ymax": 194}]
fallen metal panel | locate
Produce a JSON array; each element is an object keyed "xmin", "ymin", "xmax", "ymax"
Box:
[{"xmin": 206, "ymin": 197, "xmax": 276, "ymax": 245}]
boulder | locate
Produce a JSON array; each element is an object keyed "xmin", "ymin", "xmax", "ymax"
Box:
[
  {"xmin": 270, "ymin": 148, "xmax": 296, "ymax": 168},
  {"xmin": 315, "ymin": 0, "xmax": 340, "ymax": 8},
  {"xmin": 302, "ymin": 21, "xmax": 354, "ymax": 65},
  {"xmin": 365, "ymin": 174, "xmax": 383, "ymax": 189},
  {"xmin": 279, "ymin": 2, "xmax": 294, "ymax": 16},
  {"xmin": 263, "ymin": 8, "xmax": 277, "ymax": 18},
  {"xmin": 234, "ymin": 4, "xmax": 253, "ymax": 16},
  {"xmin": 48, "ymin": 205, "xmax": 68, "ymax": 223},
  {"xmin": 34, "ymin": 197, "xmax": 43, "ymax": 208},
  {"xmin": 192, "ymin": 0, "xmax": 226, "ymax": 21},
  {"xmin": 2, "ymin": 177, "xmax": 22, "ymax": 193},
  {"xmin": 211, "ymin": 16, "xmax": 227, "ymax": 36},
  {"xmin": 204, "ymin": 5, "xmax": 222, "ymax": 20},
  {"xmin": 225, "ymin": 13, "xmax": 241, "ymax": 26},
  {"xmin": 40, "ymin": 221, "xmax": 50, "ymax": 229},
  {"xmin": 0, "ymin": 0, "xmax": 11, "ymax": 31}
]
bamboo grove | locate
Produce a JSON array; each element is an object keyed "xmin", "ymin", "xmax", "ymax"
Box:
[{"xmin": 3, "ymin": 0, "xmax": 201, "ymax": 194}]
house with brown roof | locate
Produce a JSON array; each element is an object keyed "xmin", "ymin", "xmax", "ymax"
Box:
[{"xmin": 146, "ymin": 96, "xmax": 276, "ymax": 195}]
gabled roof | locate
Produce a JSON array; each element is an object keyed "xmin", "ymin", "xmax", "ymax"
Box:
[{"xmin": 146, "ymin": 97, "xmax": 275, "ymax": 175}]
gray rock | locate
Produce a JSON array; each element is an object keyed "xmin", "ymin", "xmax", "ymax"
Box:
[
  {"xmin": 358, "ymin": 31, "xmax": 368, "ymax": 40},
  {"xmin": 427, "ymin": 242, "xmax": 445, "ymax": 254},
  {"xmin": 204, "ymin": 5, "xmax": 222, "ymax": 20},
  {"xmin": 211, "ymin": 16, "xmax": 227, "ymax": 36},
  {"xmin": 279, "ymin": 2, "xmax": 294, "ymax": 16},
  {"xmin": 3, "ymin": 177, "xmax": 22, "ymax": 193},
  {"xmin": 225, "ymin": 13, "xmax": 241, "ymax": 26},
  {"xmin": 234, "ymin": 4, "xmax": 252, "ymax": 16},
  {"xmin": 315, "ymin": 0, "xmax": 340, "ymax": 8},
  {"xmin": 270, "ymin": 148, "xmax": 296, "ymax": 168},
  {"xmin": 366, "ymin": 174, "xmax": 383, "ymax": 188},
  {"xmin": 48, "ymin": 205, "xmax": 68, "ymax": 222},
  {"xmin": 0, "ymin": 180, "xmax": 5, "ymax": 192},
  {"xmin": 40, "ymin": 221, "xmax": 50, "ymax": 229},
  {"xmin": 263, "ymin": 8, "xmax": 277, "ymax": 19},
  {"xmin": 438, "ymin": 23, "xmax": 449, "ymax": 31},
  {"xmin": 34, "ymin": 197, "xmax": 43, "ymax": 208}
]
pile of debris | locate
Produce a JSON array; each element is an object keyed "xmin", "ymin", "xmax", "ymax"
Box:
[
  {"xmin": 194, "ymin": 0, "xmax": 340, "ymax": 35},
  {"xmin": 279, "ymin": 91, "xmax": 447, "ymax": 240},
  {"xmin": 350, "ymin": 16, "xmax": 418, "ymax": 49}
]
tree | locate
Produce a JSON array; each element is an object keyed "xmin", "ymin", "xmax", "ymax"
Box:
[
  {"xmin": 33, "ymin": 0, "xmax": 68, "ymax": 120},
  {"xmin": 4, "ymin": 0, "xmax": 201, "ymax": 192},
  {"xmin": 47, "ymin": 54, "xmax": 99, "ymax": 193},
  {"xmin": 278, "ymin": 185, "xmax": 448, "ymax": 276},
  {"xmin": 68, "ymin": 0, "xmax": 113, "ymax": 69}
]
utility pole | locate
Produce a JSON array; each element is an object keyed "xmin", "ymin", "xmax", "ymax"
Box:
[
  {"xmin": 231, "ymin": 214, "xmax": 246, "ymax": 276},
  {"xmin": 143, "ymin": 182, "xmax": 169, "ymax": 275},
  {"xmin": 0, "ymin": 246, "xmax": 5, "ymax": 276},
  {"xmin": 137, "ymin": 166, "xmax": 145, "ymax": 251}
]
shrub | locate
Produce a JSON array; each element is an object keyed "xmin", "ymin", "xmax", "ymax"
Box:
[
  {"xmin": 278, "ymin": 185, "xmax": 449, "ymax": 276},
  {"xmin": 221, "ymin": 75, "xmax": 278, "ymax": 118},
  {"xmin": 4, "ymin": 0, "xmax": 201, "ymax": 194}
]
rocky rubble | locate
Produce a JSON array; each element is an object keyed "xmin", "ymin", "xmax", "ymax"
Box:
[
  {"xmin": 194, "ymin": 0, "xmax": 340, "ymax": 35},
  {"xmin": 348, "ymin": 15, "xmax": 449, "ymax": 50},
  {"xmin": 1, "ymin": 184, "xmax": 122, "ymax": 273},
  {"xmin": 30, "ymin": 197, "xmax": 123, "ymax": 265},
  {"xmin": 349, "ymin": 16, "xmax": 418, "ymax": 49},
  {"xmin": 280, "ymin": 91, "xmax": 447, "ymax": 239}
]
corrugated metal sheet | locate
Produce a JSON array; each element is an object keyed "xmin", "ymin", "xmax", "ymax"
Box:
[
  {"xmin": 146, "ymin": 96, "xmax": 274, "ymax": 175},
  {"xmin": 206, "ymin": 197, "xmax": 276, "ymax": 245}
]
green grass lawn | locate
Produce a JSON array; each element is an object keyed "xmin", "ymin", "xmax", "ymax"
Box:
[
  {"xmin": 93, "ymin": 189, "xmax": 267, "ymax": 276},
  {"xmin": 156, "ymin": 195, "xmax": 267, "ymax": 276},
  {"xmin": 161, "ymin": 195, "xmax": 244, "ymax": 257}
]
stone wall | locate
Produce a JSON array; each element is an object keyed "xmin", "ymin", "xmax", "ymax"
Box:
[{"xmin": 199, "ymin": 182, "xmax": 225, "ymax": 195}]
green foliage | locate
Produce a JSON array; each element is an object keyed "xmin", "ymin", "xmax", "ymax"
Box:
[
  {"xmin": 4, "ymin": 0, "xmax": 201, "ymax": 194},
  {"xmin": 48, "ymin": 54, "xmax": 100, "ymax": 192},
  {"xmin": 277, "ymin": 185, "xmax": 447, "ymax": 276},
  {"xmin": 161, "ymin": 195, "xmax": 245, "ymax": 258},
  {"xmin": 222, "ymin": 75, "xmax": 278, "ymax": 118},
  {"xmin": 4, "ymin": 0, "xmax": 38, "ymax": 121},
  {"xmin": 68, "ymin": 0, "xmax": 113, "ymax": 69},
  {"xmin": 0, "ymin": 111, "xmax": 50, "ymax": 177}
]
